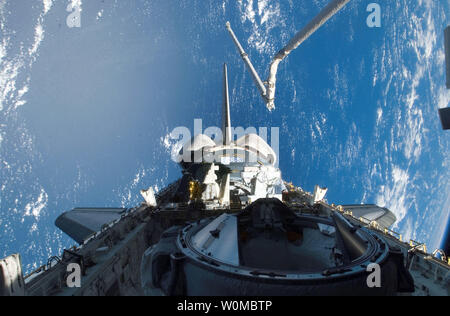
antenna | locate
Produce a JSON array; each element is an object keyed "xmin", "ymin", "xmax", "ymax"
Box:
[
  {"xmin": 226, "ymin": 0, "xmax": 351, "ymax": 111},
  {"xmin": 222, "ymin": 64, "xmax": 232, "ymax": 144}
]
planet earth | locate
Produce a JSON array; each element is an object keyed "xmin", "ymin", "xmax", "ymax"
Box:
[{"xmin": 0, "ymin": 0, "xmax": 449, "ymax": 273}]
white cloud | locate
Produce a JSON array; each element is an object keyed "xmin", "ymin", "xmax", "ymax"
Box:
[
  {"xmin": 0, "ymin": 57, "xmax": 23, "ymax": 112},
  {"xmin": 242, "ymin": 0, "xmax": 256, "ymax": 24},
  {"xmin": 132, "ymin": 168, "xmax": 146, "ymax": 188},
  {"xmin": 437, "ymin": 87, "xmax": 450, "ymax": 109},
  {"xmin": 69, "ymin": 0, "xmax": 83, "ymax": 10},
  {"xmin": 401, "ymin": 217, "xmax": 414, "ymax": 243},
  {"xmin": 161, "ymin": 132, "xmax": 184, "ymax": 163},
  {"xmin": 376, "ymin": 108, "xmax": 383, "ymax": 126},
  {"xmin": 30, "ymin": 223, "xmax": 38, "ymax": 233},
  {"xmin": 96, "ymin": 9, "xmax": 104, "ymax": 21},
  {"xmin": 336, "ymin": 122, "xmax": 362, "ymax": 168},
  {"xmin": 0, "ymin": 0, "xmax": 50, "ymax": 113},
  {"xmin": 17, "ymin": 85, "xmax": 29, "ymax": 98},
  {"xmin": 117, "ymin": 166, "xmax": 157, "ymax": 208},
  {"xmin": 327, "ymin": 64, "xmax": 349, "ymax": 110},
  {"xmin": 29, "ymin": 23, "xmax": 44, "ymax": 57},
  {"xmin": 375, "ymin": 166, "xmax": 409, "ymax": 228},
  {"xmin": 238, "ymin": 0, "xmax": 283, "ymax": 55},
  {"xmin": 23, "ymin": 188, "xmax": 48, "ymax": 221},
  {"xmin": 0, "ymin": 38, "xmax": 7, "ymax": 63},
  {"xmin": 43, "ymin": 0, "xmax": 53, "ymax": 15},
  {"xmin": 393, "ymin": 5, "xmax": 439, "ymax": 162}
]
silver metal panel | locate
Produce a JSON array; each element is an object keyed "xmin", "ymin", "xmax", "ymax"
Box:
[
  {"xmin": 55, "ymin": 208, "xmax": 127, "ymax": 243},
  {"xmin": 342, "ymin": 204, "xmax": 396, "ymax": 229},
  {"xmin": 0, "ymin": 254, "xmax": 25, "ymax": 296},
  {"xmin": 192, "ymin": 213, "xmax": 239, "ymax": 266}
]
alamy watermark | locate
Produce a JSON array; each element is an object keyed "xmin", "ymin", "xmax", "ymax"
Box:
[
  {"xmin": 64, "ymin": 3, "xmax": 381, "ymax": 29},
  {"xmin": 66, "ymin": 1, "xmax": 82, "ymax": 28},
  {"xmin": 366, "ymin": 263, "xmax": 381, "ymax": 288},
  {"xmin": 167, "ymin": 119, "xmax": 280, "ymax": 167},
  {"xmin": 65, "ymin": 261, "xmax": 382, "ymax": 290},
  {"xmin": 66, "ymin": 263, "xmax": 81, "ymax": 288},
  {"xmin": 366, "ymin": 3, "xmax": 381, "ymax": 28},
  {"xmin": 64, "ymin": 2, "xmax": 380, "ymax": 29}
]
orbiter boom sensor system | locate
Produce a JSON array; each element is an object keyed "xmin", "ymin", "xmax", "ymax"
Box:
[{"xmin": 226, "ymin": 0, "xmax": 351, "ymax": 111}]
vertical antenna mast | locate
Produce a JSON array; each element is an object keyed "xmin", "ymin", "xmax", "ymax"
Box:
[
  {"xmin": 226, "ymin": 0, "xmax": 351, "ymax": 111},
  {"xmin": 222, "ymin": 64, "xmax": 232, "ymax": 144}
]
